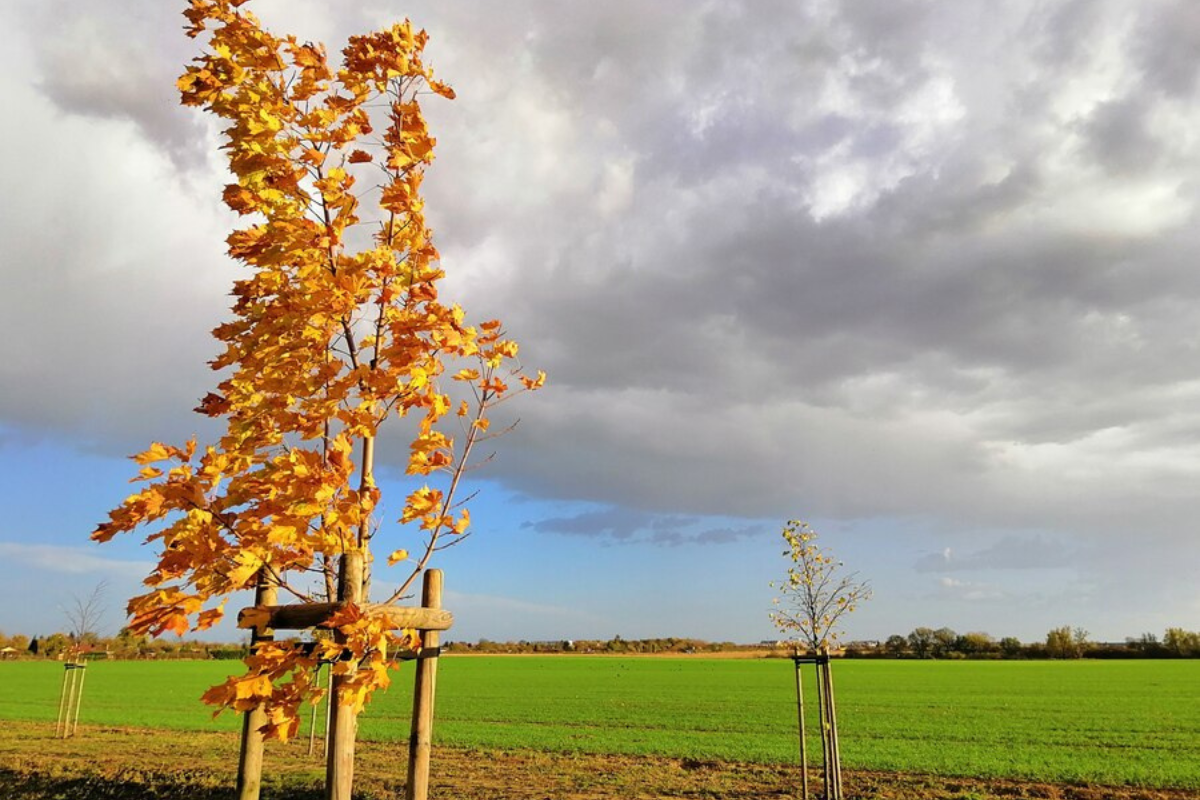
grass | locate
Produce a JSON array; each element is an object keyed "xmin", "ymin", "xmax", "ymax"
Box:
[{"xmin": 3, "ymin": 657, "xmax": 1198, "ymax": 789}]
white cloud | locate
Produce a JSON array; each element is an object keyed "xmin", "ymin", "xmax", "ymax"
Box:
[{"xmin": 0, "ymin": 542, "xmax": 153, "ymax": 577}]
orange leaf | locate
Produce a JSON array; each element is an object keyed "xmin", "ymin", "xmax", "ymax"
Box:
[{"xmin": 133, "ymin": 442, "xmax": 171, "ymax": 465}]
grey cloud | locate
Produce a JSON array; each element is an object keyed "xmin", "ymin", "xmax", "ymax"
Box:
[
  {"xmin": 523, "ymin": 507, "xmax": 766, "ymax": 547},
  {"xmin": 1027, "ymin": 0, "xmax": 1111, "ymax": 70},
  {"xmin": 24, "ymin": 2, "xmax": 211, "ymax": 172},
  {"xmin": 691, "ymin": 526, "xmax": 761, "ymax": 545},
  {"xmin": 914, "ymin": 535, "xmax": 1076, "ymax": 573},
  {"xmin": 1081, "ymin": 95, "xmax": 1162, "ymax": 176},
  {"xmin": 1134, "ymin": 0, "xmax": 1200, "ymax": 99},
  {"xmin": 522, "ymin": 508, "xmax": 651, "ymax": 541}
]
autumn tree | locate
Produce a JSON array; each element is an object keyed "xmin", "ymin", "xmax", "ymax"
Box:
[
  {"xmin": 93, "ymin": 0, "xmax": 540, "ymax": 795},
  {"xmin": 1045, "ymin": 626, "xmax": 1089, "ymax": 659},
  {"xmin": 1163, "ymin": 627, "xmax": 1200, "ymax": 657},
  {"xmin": 770, "ymin": 521, "xmax": 871, "ymax": 653},
  {"xmin": 771, "ymin": 521, "xmax": 869, "ymax": 800}
]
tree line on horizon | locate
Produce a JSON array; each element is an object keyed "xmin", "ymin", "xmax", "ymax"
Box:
[
  {"xmin": 864, "ymin": 625, "xmax": 1200, "ymax": 660},
  {"xmin": 3, "ymin": 626, "xmax": 1199, "ymax": 661}
]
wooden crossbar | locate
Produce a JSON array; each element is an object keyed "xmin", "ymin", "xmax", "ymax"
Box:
[{"xmin": 237, "ymin": 602, "xmax": 453, "ymax": 632}]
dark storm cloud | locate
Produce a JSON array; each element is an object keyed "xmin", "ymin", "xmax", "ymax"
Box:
[
  {"xmin": 410, "ymin": 2, "xmax": 1200, "ymax": 542},
  {"xmin": 4, "ymin": 1, "xmax": 1200, "ymax": 568}
]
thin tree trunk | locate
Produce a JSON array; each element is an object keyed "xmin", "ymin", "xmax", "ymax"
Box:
[{"xmin": 324, "ymin": 431, "xmax": 375, "ymax": 799}]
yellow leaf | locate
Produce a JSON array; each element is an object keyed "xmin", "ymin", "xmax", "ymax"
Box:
[
  {"xmin": 234, "ymin": 675, "xmax": 273, "ymax": 701},
  {"xmin": 387, "ymin": 548, "xmax": 409, "ymax": 566},
  {"xmin": 400, "ymin": 486, "xmax": 441, "ymax": 523},
  {"xmin": 132, "ymin": 466, "xmax": 163, "ymax": 482},
  {"xmin": 519, "ymin": 370, "xmax": 547, "ymax": 390},
  {"xmin": 134, "ymin": 442, "xmax": 171, "ymax": 465}
]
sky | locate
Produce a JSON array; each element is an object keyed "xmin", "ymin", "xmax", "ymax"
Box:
[{"xmin": 1, "ymin": 0, "xmax": 1199, "ymax": 647}]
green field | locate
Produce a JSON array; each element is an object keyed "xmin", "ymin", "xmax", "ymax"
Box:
[{"xmin": 3, "ymin": 657, "xmax": 1198, "ymax": 789}]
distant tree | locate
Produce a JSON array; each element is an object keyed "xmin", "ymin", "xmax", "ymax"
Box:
[
  {"xmin": 1046, "ymin": 626, "xmax": 1089, "ymax": 659},
  {"xmin": 931, "ymin": 627, "xmax": 958, "ymax": 658},
  {"xmin": 956, "ymin": 631, "xmax": 998, "ymax": 656},
  {"xmin": 41, "ymin": 632, "xmax": 71, "ymax": 659},
  {"xmin": 112, "ymin": 627, "xmax": 149, "ymax": 658},
  {"xmin": 8, "ymin": 634, "xmax": 29, "ymax": 653},
  {"xmin": 999, "ymin": 636, "xmax": 1023, "ymax": 658},
  {"xmin": 770, "ymin": 520, "xmax": 871, "ymax": 652},
  {"xmin": 27, "ymin": 637, "xmax": 39, "ymax": 656},
  {"xmin": 1163, "ymin": 628, "xmax": 1200, "ymax": 657},
  {"xmin": 884, "ymin": 634, "xmax": 908, "ymax": 656},
  {"xmin": 1125, "ymin": 632, "xmax": 1164, "ymax": 656},
  {"xmin": 64, "ymin": 580, "xmax": 108, "ymax": 645},
  {"xmin": 1045, "ymin": 626, "xmax": 1070, "ymax": 658},
  {"xmin": 907, "ymin": 627, "xmax": 936, "ymax": 658}
]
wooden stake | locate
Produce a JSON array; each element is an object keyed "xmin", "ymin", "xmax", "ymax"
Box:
[
  {"xmin": 814, "ymin": 659, "xmax": 829, "ymax": 798},
  {"xmin": 308, "ymin": 663, "xmax": 320, "ymax": 758},
  {"xmin": 325, "ymin": 551, "xmax": 364, "ymax": 800},
  {"xmin": 237, "ymin": 570, "xmax": 278, "ymax": 800},
  {"xmin": 793, "ymin": 656, "xmax": 810, "ymax": 800},
  {"xmin": 55, "ymin": 661, "xmax": 72, "ymax": 738},
  {"xmin": 406, "ymin": 569, "xmax": 444, "ymax": 800},
  {"xmin": 69, "ymin": 659, "xmax": 86, "ymax": 737},
  {"xmin": 823, "ymin": 655, "xmax": 843, "ymax": 800},
  {"xmin": 324, "ymin": 660, "xmax": 333, "ymax": 758}
]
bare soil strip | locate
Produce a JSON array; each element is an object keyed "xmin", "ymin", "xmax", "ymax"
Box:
[{"xmin": 1, "ymin": 722, "xmax": 1192, "ymax": 800}]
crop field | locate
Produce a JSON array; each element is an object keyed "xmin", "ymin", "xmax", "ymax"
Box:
[{"xmin": 3, "ymin": 657, "xmax": 1198, "ymax": 791}]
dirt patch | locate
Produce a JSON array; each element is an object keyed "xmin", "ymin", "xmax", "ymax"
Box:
[{"xmin": 1, "ymin": 722, "xmax": 1193, "ymax": 800}]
